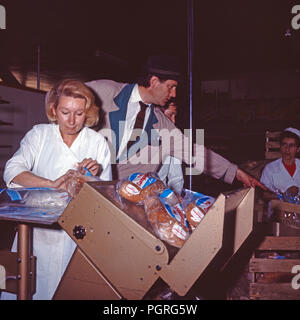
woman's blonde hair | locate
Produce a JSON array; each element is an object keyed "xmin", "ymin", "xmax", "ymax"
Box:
[{"xmin": 46, "ymin": 79, "xmax": 99, "ymax": 127}]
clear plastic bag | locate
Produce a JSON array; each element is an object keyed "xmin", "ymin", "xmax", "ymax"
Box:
[
  {"xmin": 116, "ymin": 172, "xmax": 166, "ymax": 205},
  {"xmin": 144, "ymin": 188, "xmax": 190, "ymax": 248},
  {"xmin": 273, "ymin": 185, "xmax": 300, "ymax": 204},
  {"xmin": 182, "ymin": 189, "xmax": 216, "ymax": 231},
  {"xmin": 64, "ymin": 167, "xmax": 100, "ymax": 198},
  {"xmin": 0, "ymin": 187, "xmax": 70, "ymax": 209}
]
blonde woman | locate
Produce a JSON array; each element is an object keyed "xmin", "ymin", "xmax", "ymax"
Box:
[{"xmin": 2, "ymin": 79, "xmax": 111, "ymax": 299}]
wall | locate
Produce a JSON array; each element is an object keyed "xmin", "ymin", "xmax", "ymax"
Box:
[
  {"xmin": 0, "ymin": 84, "xmax": 47, "ymax": 186},
  {"xmin": 196, "ymin": 70, "xmax": 300, "ymax": 164}
]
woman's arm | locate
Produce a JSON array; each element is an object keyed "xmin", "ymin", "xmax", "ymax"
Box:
[
  {"xmin": 4, "ymin": 126, "xmax": 40, "ymax": 188},
  {"xmin": 12, "ymin": 171, "xmax": 67, "ymax": 189}
]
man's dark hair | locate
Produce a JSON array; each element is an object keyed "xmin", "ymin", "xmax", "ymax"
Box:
[{"xmin": 280, "ymin": 130, "xmax": 300, "ymax": 147}]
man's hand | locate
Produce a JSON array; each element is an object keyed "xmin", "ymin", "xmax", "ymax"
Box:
[{"xmin": 236, "ymin": 168, "xmax": 267, "ymax": 190}]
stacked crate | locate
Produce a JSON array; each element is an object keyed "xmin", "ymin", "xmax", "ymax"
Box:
[{"xmin": 249, "ymin": 235, "xmax": 300, "ymax": 299}]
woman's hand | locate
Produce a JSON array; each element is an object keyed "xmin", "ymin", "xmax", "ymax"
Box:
[
  {"xmin": 50, "ymin": 170, "xmax": 84, "ymax": 197},
  {"xmin": 50, "ymin": 174, "xmax": 67, "ymax": 190},
  {"xmin": 48, "ymin": 170, "xmax": 77, "ymax": 190},
  {"xmin": 77, "ymin": 158, "xmax": 100, "ymax": 176}
]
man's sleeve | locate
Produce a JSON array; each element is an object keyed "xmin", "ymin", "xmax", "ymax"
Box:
[{"xmin": 165, "ymin": 127, "xmax": 238, "ymax": 184}]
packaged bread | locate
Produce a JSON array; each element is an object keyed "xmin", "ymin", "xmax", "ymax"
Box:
[
  {"xmin": 183, "ymin": 190, "xmax": 216, "ymax": 230},
  {"xmin": 144, "ymin": 188, "xmax": 190, "ymax": 248},
  {"xmin": 117, "ymin": 172, "xmax": 166, "ymax": 204},
  {"xmin": 159, "ymin": 187, "xmax": 182, "ymax": 206},
  {"xmin": 64, "ymin": 168, "xmax": 100, "ymax": 198}
]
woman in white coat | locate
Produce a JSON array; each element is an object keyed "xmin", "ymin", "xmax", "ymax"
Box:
[
  {"xmin": 2, "ymin": 79, "xmax": 112, "ymax": 299},
  {"xmin": 260, "ymin": 127, "xmax": 300, "ymax": 193}
]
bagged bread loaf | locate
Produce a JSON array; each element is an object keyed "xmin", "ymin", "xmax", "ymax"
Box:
[
  {"xmin": 117, "ymin": 172, "xmax": 166, "ymax": 204},
  {"xmin": 183, "ymin": 190, "xmax": 216, "ymax": 230},
  {"xmin": 144, "ymin": 188, "xmax": 190, "ymax": 248}
]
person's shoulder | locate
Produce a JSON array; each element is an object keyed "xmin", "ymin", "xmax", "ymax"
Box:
[
  {"xmin": 154, "ymin": 106, "xmax": 164, "ymax": 116},
  {"xmin": 32, "ymin": 123, "xmax": 51, "ymax": 128},
  {"xmin": 85, "ymin": 79, "xmax": 126, "ymax": 95},
  {"xmin": 29, "ymin": 123, "xmax": 52, "ymax": 134},
  {"xmin": 21, "ymin": 124, "xmax": 53, "ymax": 142},
  {"xmin": 84, "ymin": 127, "xmax": 107, "ymax": 143},
  {"xmin": 154, "ymin": 107, "xmax": 176, "ymax": 128},
  {"xmin": 264, "ymin": 158, "xmax": 282, "ymax": 170}
]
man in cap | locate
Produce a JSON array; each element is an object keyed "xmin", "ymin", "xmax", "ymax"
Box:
[
  {"xmin": 261, "ymin": 127, "xmax": 300, "ymax": 193},
  {"xmin": 86, "ymin": 55, "xmax": 265, "ymax": 189}
]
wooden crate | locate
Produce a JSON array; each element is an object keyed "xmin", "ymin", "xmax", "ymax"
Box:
[{"xmin": 249, "ymin": 236, "xmax": 300, "ymax": 300}]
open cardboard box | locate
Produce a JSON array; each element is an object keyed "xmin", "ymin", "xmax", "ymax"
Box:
[{"xmin": 53, "ymin": 181, "xmax": 255, "ymax": 300}]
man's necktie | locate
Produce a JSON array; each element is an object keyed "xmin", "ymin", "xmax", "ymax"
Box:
[{"xmin": 126, "ymin": 101, "xmax": 148, "ymax": 151}]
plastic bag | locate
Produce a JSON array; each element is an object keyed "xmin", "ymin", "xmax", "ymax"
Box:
[
  {"xmin": 116, "ymin": 172, "xmax": 166, "ymax": 205},
  {"xmin": 144, "ymin": 188, "xmax": 190, "ymax": 248},
  {"xmin": 275, "ymin": 185, "xmax": 300, "ymax": 204},
  {"xmin": 64, "ymin": 167, "xmax": 100, "ymax": 198},
  {"xmin": 0, "ymin": 187, "xmax": 70, "ymax": 209},
  {"xmin": 182, "ymin": 189, "xmax": 216, "ymax": 231}
]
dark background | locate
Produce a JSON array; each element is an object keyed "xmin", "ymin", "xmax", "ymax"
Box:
[
  {"xmin": 1, "ymin": 1, "xmax": 300, "ymax": 69},
  {"xmin": 1, "ymin": 1, "xmax": 300, "ymax": 77}
]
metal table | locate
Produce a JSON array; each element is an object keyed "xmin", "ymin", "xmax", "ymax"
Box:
[{"xmin": 0, "ymin": 205, "xmax": 63, "ymax": 300}]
